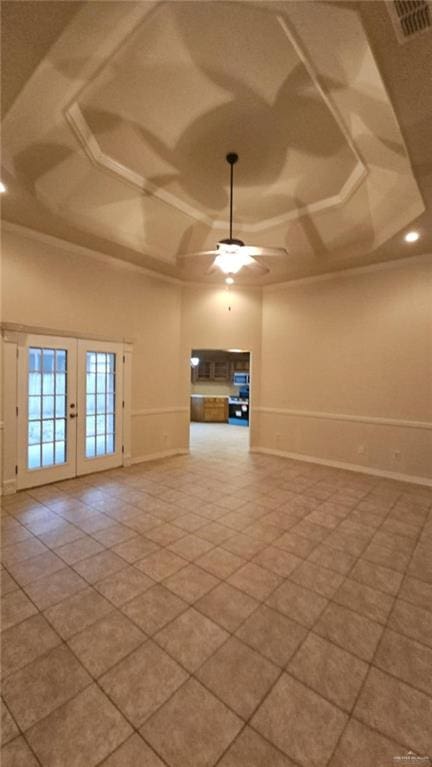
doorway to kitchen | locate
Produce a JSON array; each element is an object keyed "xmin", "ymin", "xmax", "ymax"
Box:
[{"xmin": 189, "ymin": 348, "xmax": 250, "ymax": 452}]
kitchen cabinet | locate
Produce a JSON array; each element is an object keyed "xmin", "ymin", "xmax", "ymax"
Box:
[{"xmin": 190, "ymin": 396, "xmax": 228, "ymax": 422}]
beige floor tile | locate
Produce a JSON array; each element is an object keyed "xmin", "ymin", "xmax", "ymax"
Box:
[
  {"xmin": 1, "ymin": 569, "xmax": 19, "ymax": 596},
  {"xmin": 195, "ymin": 522, "xmax": 233, "ymax": 544},
  {"xmin": 100, "ymin": 640, "xmax": 188, "ymax": 726},
  {"xmin": 167, "ymin": 534, "xmax": 214, "ymax": 562},
  {"xmin": 1, "ymin": 700, "xmax": 19, "ymax": 744},
  {"xmin": 164, "ymin": 563, "xmax": 219, "ymax": 603},
  {"xmin": 333, "ymin": 578, "xmax": 394, "ymax": 624},
  {"xmin": 54, "ymin": 536, "xmax": 105, "ymax": 564},
  {"xmin": 266, "ymin": 580, "xmax": 328, "ymax": 628},
  {"xmin": 388, "ymin": 598, "xmax": 432, "ymax": 647},
  {"xmin": 136, "ymin": 549, "xmax": 188, "ymax": 581},
  {"xmin": 218, "ymin": 727, "xmax": 296, "ymax": 767},
  {"xmin": 1, "ymin": 613, "xmax": 61, "ymax": 678},
  {"xmin": 173, "ymin": 513, "xmax": 208, "ymax": 532},
  {"xmin": 307, "ymin": 543, "xmax": 356, "ymax": 575},
  {"xmin": 68, "ymin": 610, "xmax": 146, "ymax": 677},
  {"xmin": 44, "ymin": 586, "xmax": 113, "ymax": 639},
  {"xmin": 228, "ymin": 562, "xmax": 282, "ymax": 601},
  {"xmin": 5, "ymin": 551, "xmax": 65, "ymax": 587},
  {"xmin": 37, "ymin": 523, "xmax": 84, "ymax": 549},
  {"xmin": 350, "ymin": 558, "xmax": 403, "ymax": 596},
  {"xmin": 92, "ymin": 524, "xmax": 138, "ymax": 547},
  {"xmin": 222, "ymin": 533, "xmax": 267, "ymax": 559},
  {"xmin": 408, "ymin": 544, "xmax": 432, "ymax": 584},
  {"xmin": 329, "ymin": 718, "xmax": 406, "ymax": 767},
  {"xmin": 1, "ymin": 589, "xmax": 37, "ymax": 632},
  {"xmin": 236, "ymin": 604, "xmax": 307, "ymax": 667},
  {"xmin": 275, "ymin": 531, "xmax": 318, "ymax": 557},
  {"xmin": 314, "ymin": 602, "xmax": 383, "ymax": 661},
  {"xmin": 144, "ymin": 523, "xmax": 187, "ymax": 546},
  {"xmin": 253, "ymin": 545, "xmax": 302, "ymax": 577},
  {"xmin": 289, "ymin": 561, "xmax": 344, "ymax": 598},
  {"xmin": 26, "ymin": 684, "xmax": 132, "ymax": 767},
  {"xmin": 354, "ymin": 668, "xmax": 432, "ymax": 754},
  {"xmin": 362, "ymin": 542, "xmax": 411, "ymax": 573},
  {"xmin": 23, "ymin": 567, "xmax": 87, "ymax": 610},
  {"xmin": 251, "ymin": 672, "xmax": 348, "ymax": 766},
  {"xmin": 73, "ymin": 550, "xmax": 128, "ymax": 584},
  {"xmin": 1, "ymin": 538, "xmax": 47, "ymax": 566},
  {"xmin": 374, "ymin": 628, "xmax": 432, "ymax": 697},
  {"xmin": 101, "ymin": 734, "xmax": 165, "ymax": 766},
  {"xmin": 288, "ymin": 632, "xmax": 368, "ymax": 711},
  {"xmin": 111, "ymin": 536, "xmax": 160, "ymax": 563},
  {"xmin": 2, "ymin": 644, "xmax": 91, "ymax": 730},
  {"xmin": 196, "ymin": 582, "xmax": 259, "ymax": 632},
  {"xmin": 95, "ymin": 566, "xmax": 153, "ymax": 606},
  {"xmin": 141, "ymin": 678, "xmax": 242, "ymax": 767},
  {"xmin": 1, "ymin": 736, "xmax": 40, "ymax": 767},
  {"xmin": 197, "ymin": 636, "xmax": 279, "ymax": 719},
  {"xmin": 195, "ymin": 547, "xmax": 245, "ymax": 578},
  {"xmin": 291, "ymin": 519, "xmax": 331, "ymax": 543},
  {"xmin": 155, "ymin": 607, "xmax": 228, "ymax": 671},
  {"xmin": 325, "ymin": 529, "xmax": 369, "ymax": 558},
  {"xmin": 399, "ymin": 575, "xmax": 432, "ymax": 613},
  {"xmin": 122, "ymin": 583, "xmax": 187, "ymax": 635}
]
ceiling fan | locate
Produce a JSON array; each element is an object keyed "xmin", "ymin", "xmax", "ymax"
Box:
[{"xmin": 178, "ymin": 153, "xmax": 288, "ymax": 280}]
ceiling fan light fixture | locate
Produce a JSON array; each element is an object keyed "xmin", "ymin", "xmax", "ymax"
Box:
[
  {"xmin": 225, "ymin": 276, "xmax": 235, "ymax": 285},
  {"xmin": 215, "ymin": 252, "xmax": 253, "ymax": 274}
]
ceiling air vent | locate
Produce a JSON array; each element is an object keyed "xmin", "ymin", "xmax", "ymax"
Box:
[{"xmin": 387, "ymin": 0, "xmax": 431, "ymax": 43}]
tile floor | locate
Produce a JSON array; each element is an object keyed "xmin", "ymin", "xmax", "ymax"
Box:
[{"xmin": 1, "ymin": 423, "xmax": 432, "ymax": 767}]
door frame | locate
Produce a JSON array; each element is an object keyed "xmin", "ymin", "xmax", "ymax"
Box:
[
  {"xmin": 1, "ymin": 327, "xmax": 132, "ymax": 494},
  {"xmin": 189, "ymin": 347, "xmax": 252, "ymax": 447}
]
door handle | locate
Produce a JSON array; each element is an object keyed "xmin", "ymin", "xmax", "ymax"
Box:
[{"xmin": 69, "ymin": 413, "xmax": 78, "ymax": 419}]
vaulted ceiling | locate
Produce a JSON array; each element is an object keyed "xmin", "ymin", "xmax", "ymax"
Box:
[{"xmin": 1, "ymin": 1, "xmax": 431, "ymax": 284}]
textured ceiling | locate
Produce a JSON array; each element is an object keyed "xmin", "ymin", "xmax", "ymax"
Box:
[{"xmin": 1, "ymin": 0, "xmax": 431, "ymax": 285}]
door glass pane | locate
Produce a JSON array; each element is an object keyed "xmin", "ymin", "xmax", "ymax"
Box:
[
  {"xmin": 85, "ymin": 351, "xmax": 116, "ymax": 458},
  {"xmin": 27, "ymin": 347, "xmax": 68, "ymax": 469}
]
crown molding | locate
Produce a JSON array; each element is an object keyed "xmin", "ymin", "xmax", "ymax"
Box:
[
  {"xmin": 263, "ymin": 252, "xmax": 432, "ymax": 291},
  {"xmin": 1, "ymin": 220, "xmax": 182, "ymax": 286}
]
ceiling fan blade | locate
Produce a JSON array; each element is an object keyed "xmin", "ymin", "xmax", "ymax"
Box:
[
  {"xmin": 206, "ymin": 259, "xmax": 220, "ymax": 274},
  {"xmin": 177, "ymin": 250, "xmax": 218, "ymax": 260},
  {"xmin": 240, "ymin": 245, "xmax": 288, "ymax": 258},
  {"xmin": 247, "ymin": 257, "xmax": 270, "ymax": 275}
]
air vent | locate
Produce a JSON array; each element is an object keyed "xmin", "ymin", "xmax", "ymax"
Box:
[{"xmin": 387, "ymin": 0, "xmax": 431, "ymax": 43}]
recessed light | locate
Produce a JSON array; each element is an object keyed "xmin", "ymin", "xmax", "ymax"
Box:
[
  {"xmin": 404, "ymin": 230, "xmax": 420, "ymax": 243},
  {"xmin": 225, "ymin": 276, "xmax": 234, "ymax": 285},
  {"xmin": 0, "ymin": 181, "xmax": 6, "ymax": 194}
]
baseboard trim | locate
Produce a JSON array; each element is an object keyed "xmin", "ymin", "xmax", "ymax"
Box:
[
  {"xmin": 1, "ymin": 478, "xmax": 17, "ymax": 496},
  {"xmin": 251, "ymin": 446, "xmax": 432, "ymax": 487},
  {"xmin": 131, "ymin": 448, "xmax": 189, "ymax": 465}
]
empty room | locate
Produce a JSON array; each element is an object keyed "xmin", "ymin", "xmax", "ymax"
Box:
[{"xmin": 1, "ymin": 1, "xmax": 432, "ymax": 766}]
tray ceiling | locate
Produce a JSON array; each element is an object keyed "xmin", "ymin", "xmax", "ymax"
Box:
[{"xmin": 1, "ymin": 0, "xmax": 430, "ymax": 284}]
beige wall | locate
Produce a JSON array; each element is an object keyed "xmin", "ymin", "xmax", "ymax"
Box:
[
  {"xmin": 2, "ymin": 225, "xmax": 431, "ymax": 486},
  {"xmin": 256, "ymin": 258, "xmax": 432, "ymax": 481},
  {"xmin": 180, "ymin": 285, "xmax": 262, "ymax": 446},
  {"xmin": 1, "ymin": 227, "xmax": 187, "ymax": 465}
]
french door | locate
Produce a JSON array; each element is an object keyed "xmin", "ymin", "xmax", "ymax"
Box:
[{"xmin": 17, "ymin": 335, "xmax": 124, "ymax": 489}]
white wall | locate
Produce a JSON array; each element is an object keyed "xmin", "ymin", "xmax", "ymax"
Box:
[{"xmin": 256, "ymin": 258, "xmax": 432, "ymax": 482}]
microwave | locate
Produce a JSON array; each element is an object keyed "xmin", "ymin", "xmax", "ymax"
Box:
[{"xmin": 233, "ymin": 372, "xmax": 250, "ymax": 386}]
